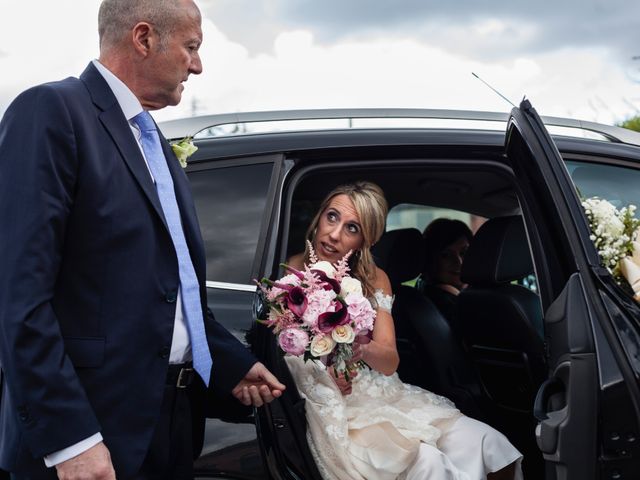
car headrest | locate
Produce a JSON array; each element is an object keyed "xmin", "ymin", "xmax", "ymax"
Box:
[
  {"xmin": 461, "ymin": 215, "xmax": 533, "ymax": 285},
  {"xmin": 372, "ymin": 228, "xmax": 425, "ymax": 288}
]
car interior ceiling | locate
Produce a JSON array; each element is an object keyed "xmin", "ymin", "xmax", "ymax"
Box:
[
  {"xmin": 279, "ymin": 162, "xmax": 546, "ymax": 477},
  {"xmin": 289, "ymin": 165, "xmax": 520, "ymax": 217},
  {"xmin": 286, "ymin": 164, "xmax": 520, "ymax": 257}
]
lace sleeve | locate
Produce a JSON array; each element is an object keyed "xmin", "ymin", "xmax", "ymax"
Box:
[{"xmin": 373, "ymin": 289, "xmax": 394, "ymax": 313}]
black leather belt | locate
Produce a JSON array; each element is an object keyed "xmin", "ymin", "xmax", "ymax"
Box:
[{"xmin": 166, "ymin": 363, "xmax": 194, "ymax": 389}]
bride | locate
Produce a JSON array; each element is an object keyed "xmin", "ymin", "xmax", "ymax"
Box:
[{"xmin": 286, "ymin": 181, "xmax": 522, "ymax": 480}]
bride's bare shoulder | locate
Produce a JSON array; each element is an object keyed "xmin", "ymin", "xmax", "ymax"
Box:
[
  {"xmin": 373, "ymin": 266, "xmax": 392, "ymax": 294},
  {"xmin": 287, "ymin": 252, "xmax": 306, "ymax": 270}
]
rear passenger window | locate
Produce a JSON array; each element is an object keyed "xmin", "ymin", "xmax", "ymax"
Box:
[
  {"xmin": 389, "ymin": 204, "xmax": 539, "ymax": 293},
  {"xmin": 567, "ymin": 160, "xmax": 640, "ymax": 209},
  {"xmin": 188, "ymin": 162, "xmax": 274, "ymax": 284},
  {"xmin": 387, "ymin": 204, "xmax": 482, "ymax": 233}
]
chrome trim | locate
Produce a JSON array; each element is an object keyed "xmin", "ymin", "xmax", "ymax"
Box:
[
  {"xmin": 205, "ymin": 280, "xmax": 257, "ymax": 292},
  {"xmin": 158, "ymin": 108, "xmax": 640, "ymax": 146}
]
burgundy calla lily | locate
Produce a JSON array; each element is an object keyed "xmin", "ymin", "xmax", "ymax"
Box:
[
  {"xmin": 282, "ymin": 264, "xmax": 306, "ymax": 280},
  {"xmin": 311, "ymin": 269, "xmax": 341, "ymax": 293},
  {"xmin": 318, "ymin": 300, "xmax": 349, "ymax": 333},
  {"xmin": 272, "ymin": 281, "xmax": 295, "ymax": 291},
  {"xmin": 286, "ymin": 286, "xmax": 308, "ymax": 317}
]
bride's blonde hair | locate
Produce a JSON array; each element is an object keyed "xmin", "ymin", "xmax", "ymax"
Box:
[{"xmin": 304, "ymin": 181, "xmax": 388, "ymax": 299}]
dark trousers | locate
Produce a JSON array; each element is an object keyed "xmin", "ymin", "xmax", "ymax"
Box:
[
  {"xmin": 11, "ymin": 376, "xmax": 196, "ymax": 480},
  {"xmin": 134, "ymin": 381, "xmax": 195, "ymax": 480}
]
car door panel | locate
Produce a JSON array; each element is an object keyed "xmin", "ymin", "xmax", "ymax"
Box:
[
  {"xmin": 186, "ymin": 153, "xmax": 285, "ymax": 478},
  {"xmin": 595, "ymin": 292, "xmax": 640, "ymax": 477},
  {"xmin": 534, "ymin": 274, "xmax": 597, "ymax": 478},
  {"xmin": 506, "ymin": 100, "xmax": 640, "ymax": 478}
]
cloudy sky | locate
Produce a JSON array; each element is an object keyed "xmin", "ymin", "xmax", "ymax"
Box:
[{"xmin": 2, "ymin": 0, "xmax": 640, "ymax": 126}]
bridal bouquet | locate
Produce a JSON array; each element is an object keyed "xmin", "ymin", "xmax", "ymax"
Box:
[
  {"xmin": 582, "ymin": 196, "xmax": 640, "ymax": 301},
  {"xmin": 257, "ymin": 244, "xmax": 376, "ymax": 379}
]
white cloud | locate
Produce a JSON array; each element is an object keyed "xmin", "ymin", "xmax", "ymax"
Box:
[
  {"xmin": 0, "ymin": 0, "xmax": 100, "ymax": 100},
  {"xmin": 1, "ymin": 0, "xmax": 638, "ymax": 128},
  {"xmin": 156, "ymin": 20, "xmax": 639, "ymax": 127},
  {"xmin": 473, "ymin": 19, "xmax": 509, "ymax": 37}
]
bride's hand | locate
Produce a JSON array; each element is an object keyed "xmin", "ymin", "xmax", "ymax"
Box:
[
  {"xmin": 330, "ymin": 366, "xmax": 357, "ymax": 395},
  {"xmin": 350, "ymin": 335, "xmax": 371, "ymax": 364}
]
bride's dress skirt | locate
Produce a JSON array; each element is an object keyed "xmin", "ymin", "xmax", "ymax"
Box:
[{"xmin": 286, "ymin": 356, "xmax": 523, "ymax": 480}]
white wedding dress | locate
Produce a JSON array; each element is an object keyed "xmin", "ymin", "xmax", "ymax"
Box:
[{"xmin": 285, "ymin": 291, "xmax": 523, "ymax": 480}]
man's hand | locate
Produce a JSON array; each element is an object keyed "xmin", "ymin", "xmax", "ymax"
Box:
[
  {"xmin": 232, "ymin": 362, "xmax": 286, "ymax": 407},
  {"xmin": 55, "ymin": 442, "xmax": 115, "ymax": 480}
]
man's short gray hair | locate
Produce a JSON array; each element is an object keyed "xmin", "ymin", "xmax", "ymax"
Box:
[{"xmin": 98, "ymin": 0, "xmax": 192, "ymax": 50}]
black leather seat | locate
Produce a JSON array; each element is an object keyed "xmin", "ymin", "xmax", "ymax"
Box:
[
  {"xmin": 373, "ymin": 228, "xmax": 485, "ymax": 418},
  {"xmin": 457, "ymin": 215, "xmax": 545, "ymax": 412}
]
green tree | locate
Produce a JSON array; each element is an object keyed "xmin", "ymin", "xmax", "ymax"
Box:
[{"xmin": 619, "ymin": 115, "xmax": 640, "ymax": 132}]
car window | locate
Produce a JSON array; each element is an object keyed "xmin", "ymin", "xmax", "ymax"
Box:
[
  {"xmin": 386, "ymin": 204, "xmax": 480, "ymax": 286},
  {"xmin": 388, "ymin": 204, "xmax": 539, "ymax": 292},
  {"xmin": 387, "ymin": 204, "xmax": 481, "ymax": 233},
  {"xmin": 188, "ymin": 162, "xmax": 274, "ymax": 284},
  {"xmin": 567, "ymin": 160, "xmax": 640, "ymax": 209}
]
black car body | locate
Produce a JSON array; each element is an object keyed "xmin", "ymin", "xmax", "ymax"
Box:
[{"xmin": 156, "ymin": 102, "xmax": 640, "ymax": 480}]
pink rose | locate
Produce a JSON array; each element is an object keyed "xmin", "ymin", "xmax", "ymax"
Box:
[{"xmin": 278, "ymin": 328, "xmax": 310, "ymax": 356}]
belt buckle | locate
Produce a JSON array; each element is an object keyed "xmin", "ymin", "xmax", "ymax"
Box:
[{"xmin": 176, "ymin": 367, "xmax": 193, "ymax": 388}]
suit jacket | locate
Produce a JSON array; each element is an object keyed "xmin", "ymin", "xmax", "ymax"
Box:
[{"xmin": 0, "ymin": 63, "xmax": 256, "ymax": 478}]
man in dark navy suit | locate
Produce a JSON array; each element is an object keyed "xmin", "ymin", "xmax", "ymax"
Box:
[{"xmin": 0, "ymin": 1, "xmax": 284, "ymax": 478}]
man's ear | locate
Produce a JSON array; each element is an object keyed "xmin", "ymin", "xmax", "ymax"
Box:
[{"xmin": 131, "ymin": 22, "xmax": 155, "ymax": 56}]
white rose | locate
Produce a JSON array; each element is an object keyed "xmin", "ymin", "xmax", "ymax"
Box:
[
  {"xmin": 310, "ymin": 335, "xmax": 336, "ymax": 357},
  {"xmin": 603, "ymin": 216, "xmax": 624, "ymax": 237},
  {"xmin": 589, "ymin": 199, "xmax": 624, "ymax": 237},
  {"xmin": 340, "ymin": 276, "xmax": 362, "ymax": 297},
  {"xmin": 331, "ymin": 324, "xmax": 355, "ymax": 344},
  {"xmin": 311, "ymin": 261, "xmax": 336, "ymax": 278}
]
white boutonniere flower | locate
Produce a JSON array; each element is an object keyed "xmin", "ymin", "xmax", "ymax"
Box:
[{"xmin": 171, "ymin": 137, "xmax": 198, "ymax": 168}]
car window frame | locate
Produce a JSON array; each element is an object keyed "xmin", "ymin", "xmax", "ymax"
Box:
[{"xmin": 186, "ymin": 153, "xmax": 285, "ymax": 288}]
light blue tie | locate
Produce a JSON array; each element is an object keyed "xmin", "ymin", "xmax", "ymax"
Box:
[{"xmin": 132, "ymin": 111, "xmax": 212, "ymax": 385}]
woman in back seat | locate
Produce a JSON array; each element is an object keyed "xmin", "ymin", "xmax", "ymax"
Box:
[{"xmin": 418, "ymin": 218, "xmax": 473, "ymax": 328}]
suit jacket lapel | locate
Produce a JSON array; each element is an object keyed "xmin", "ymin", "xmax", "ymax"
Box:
[
  {"xmin": 79, "ymin": 63, "xmax": 168, "ymax": 231},
  {"xmin": 80, "ymin": 62, "xmax": 205, "ymax": 278},
  {"xmin": 160, "ymin": 138, "xmax": 207, "ymax": 278}
]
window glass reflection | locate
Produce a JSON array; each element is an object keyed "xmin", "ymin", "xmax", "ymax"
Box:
[{"xmin": 189, "ymin": 163, "xmax": 273, "ymax": 284}]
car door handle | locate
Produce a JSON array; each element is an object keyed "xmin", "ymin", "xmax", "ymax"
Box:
[
  {"xmin": 534, "ymin": 376, "xmax": 564, "ymax": 421},
  {"xmin": 252, "ymin": 288, "xmax": 267, "ymax": 321},
  {"xmin": 534, "ymin": 376, "xmax": 568, "ymax": 454}
]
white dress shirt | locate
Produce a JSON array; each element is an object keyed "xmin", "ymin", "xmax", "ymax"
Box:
[{"xmin": 44, "ymin": 59, "xmax": 192, "ymax": 467}]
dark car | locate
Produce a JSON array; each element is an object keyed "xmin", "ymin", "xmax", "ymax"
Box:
[{"xmin": 156, "ymin": 102, "xmax": 640, "ymax": 480}]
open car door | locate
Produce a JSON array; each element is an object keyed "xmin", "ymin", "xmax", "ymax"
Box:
[{"xmin": 505, "ymin": 100, "xmax": 640, "ymax": 479}]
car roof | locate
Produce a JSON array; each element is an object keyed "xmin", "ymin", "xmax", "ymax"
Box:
[
  {"xmin": 158, "ymin": 107, "xmax": 640, "ymax": 147},
  {"xmin": 166, "ymin": 108, "xmax": 640, "ymax": 219}
]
